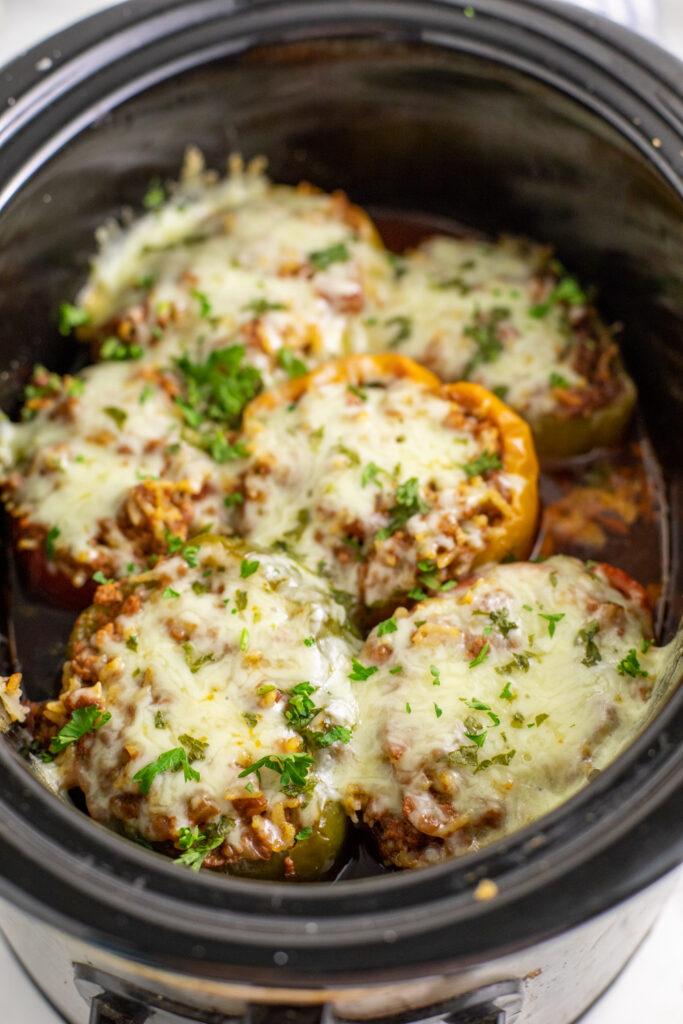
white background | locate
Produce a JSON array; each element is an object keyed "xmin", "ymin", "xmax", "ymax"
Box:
[{"xmin": 0, "ymin": 1, "xmax": 681, "ymax": 1022}]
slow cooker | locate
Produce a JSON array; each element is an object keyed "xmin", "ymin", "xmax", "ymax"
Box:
[{"xmin": 0, "ymin": 2, "xmax": 681, "ymax": 1022}]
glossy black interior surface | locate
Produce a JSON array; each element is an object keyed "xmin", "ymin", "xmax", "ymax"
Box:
[{"xmin": 0, "ymin": 0, "xmax": 680, "ymax": 979}]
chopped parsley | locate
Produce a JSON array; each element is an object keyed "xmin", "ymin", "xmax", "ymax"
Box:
[
  {"xmin": 530, "ymin": 274, "xmax": 587, "ymax": 318},
  {"xmin": 389, "ymin": 665, "xmax": 403, "ymax": 675},
  {"xmin": 277, "ymin": 348, "xmax": 308, "ymax": 379},
  {"xmin": 240, "ymin": 557, "xmax": 260, "ymax": 579},
  {"xmin": 348, "ymin": 659, "xmax": 379, "ymax": 681},
  {"xmin": 538, "ymin": 612, "xmax": 565, "ymax": 637},
  {"xmin": 58, "ymin": 302, "xmax": 91, "ymax": 336},
  {"xmin": 469, "ymin": 643, "xmax": 491, "ymax": 668},
  {"xmin": 240, "ymin": 628, "xmax": 249, "ymax": 651},
  {"xmin": 178, "ymin": 733, "xmax": 209, "ymax": 762},
  {"xmin": 376, "ymin": 477, "xmax": 429, "ymax": 540},
  {"xmin": 578, "ymin": 620, "xmax": 601, "ymax": 666},
  {"xmin": 244, "ymin": 298, "xmax": 286, "ymax": 315},
  {"xmin": 641, "ymin": 638, "xmax": 654, "ymax": 654},
  {"xmin": 174, "ymin": 344, "xmax": 262, "ymax": 458},
  {"xmin": 242, "ymin": 712, "xmax": 259, "ymax": 728},
  {"xmin": 473, "ymin": 607, "xmax": 517, "ymax": 637},
  {"xmin": 285, "ymin": 682, "xmax": 320, "ymax": 729},
  {"xmin": 461, "ymin": 449, "xmax": 502, "ymax": 479},
  {"xmin": 283, "ymin": 508, "xmax": 310, "ymax": 543},
  {"xmin": 405, "ymin": 702, "xmax": 412, "ymax": 714},
  {"xmin": 154, "ymin": 710, "xmax": 168, "ymax": 729},
  {"xmin": 142, "ymin": 179, "xmax": 165, "ymax": 210},
  {"xmin": 308, "ymin": 724, "xmax": 353, "ymax": 748},
  {"xmin": 496, "ymin": 651, "xmax": 533, "ymax": 674},
  {"xmin": 549, "ymin": 371, "xmax": 570, "ymax": 389},
  {"xmin": 377, "ymin": 617, "xmax": 397, "ymax": 638},
  {"xmin": 224, "ymin": 492, "xmax": 244, "ymax": 507},
  {"xmin": 295, "ymin": 826, "xmax": 313, "ymax": 842},
  {"xmin": 92, "ymin": 570, "xmax": 113, "ymax": 585},
  {"xmin": 238, "ymin": 752, "xmax": 313, "ymax": 792},
  {"xmin": 176, "ymin": 825, "xmax": 224, "ymax": 871},
  {"xmin": 162, "ymin": 587, "xmax": 180, "ymax": 599},
  {"xmin": 126, "ymin": 635, "xmax": 138, "ymax": 652},
  {"xmin": 434, "ymin": 703, "xmax": 443, "ymax": 718},
  {"xmin": 133, "ymin": 747, "xmax": 200, "ymax": 794},
  {"xmin": 49, "ymin": 706, "xmax": 111, "ymax": 755},
  {"xmin": 182, "ymin": 643, "xmax": 214, "ymax": 674},
  {"xmin": 346, "ymin": 384, "xmax": 367, "ymax": 401},
  {"xmin": 499, "ymin": 681, "xmax": 514, "ymax": 701},
  {"xmin": 234, "ymin": 590, "xmax": 248, "ymax": 611},
  {"xmin": 309, "ymin": 241, "xmax": 350, "ymax": 270},
  {"xmin": 617, "ymin": 649, "xmax": 648, "ymax": 678},
  {"xmin": 361, "ymin": 462, "xmax": 390, "ymax": 488},
  {"xmin": 100, "ymin": 336, "xmax": 142, "ymax": 361},
  {"xmin": 464, "ymin": 729, "xmax": 487, "ymax": 747},
  {"xmin": 463, "ymin": 306, "xmax": 509, "ymax": 376},
  {"xmin": 103, "ymin": 406, "xmax": 128, "ymax": 429},
  {"xmin": 45, "ymin": 525, "xmax": 60, "ymax": 561},
  {"xmin": 430, "ymin": 665, "xmax": 441, "ymax": 686},
  {"xmin": 386, "ymin": 315, "xmax": 412, "ymax": 347},
  {"xmin": 465, "ymin": 697, "xmax": 491, "ymax": 711},
  {"xmin": 474, "ymin": 749, "xmax": 516, "ymax": 774}
]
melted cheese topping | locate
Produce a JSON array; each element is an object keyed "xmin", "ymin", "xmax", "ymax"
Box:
[
  {"xmin": 339, "ymin": 555, "xmax": 670, "ymax": 867},
  {"xmin": 56, "ymin": 541, "xmax": 360, "ymax": 854},
  {"xmin": 239, "ymin": 376, "xmax": 525, "ymax": 608},
  {"xmin": 366, "ymin": 236, "xmax": 592, "ymax": 418},
  {"xmin": 2, "ymin": 360, "xmax": 235, "ymax": 578},
  {"xmin": 72, "ymin": 159, "xmax": 627, "ymax": 435},
  {"xmin": 79, "ymin": 161, "xmax": 393, "ymax": 383}
]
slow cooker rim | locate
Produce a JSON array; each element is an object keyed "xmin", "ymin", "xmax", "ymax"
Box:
[
  {"xmin": 0, "ymin": 0, "xmax": 681, "ymax": 978},
  {"xmin": 0, "ymin": 0, "xmax": 682, "ymax": 204}
]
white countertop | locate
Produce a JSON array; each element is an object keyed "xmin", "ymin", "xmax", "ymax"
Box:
[{"xmin": 0, "ymin": 1, "xmax": 681, "ymax": 1022}]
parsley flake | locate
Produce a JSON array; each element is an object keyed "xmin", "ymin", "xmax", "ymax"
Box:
[
  {"xmin": 133, "ymin": 747, "xmax": 200, "ymax": 794},
  {"xmin": 617, "ymin": 649, "xmax": 648, "ymax": 678},
  {"xmin": 240, "ymin": 558, "xmax": 260, "ymax": 579},
  {"xmin": 238, "ymin": 753, "xmax": 313, "ymax": 792},
  {"xmin": 348, "ymin": 659, "xmax": 379, "ymax": 681},
  {"xmin": 461, "ymin": 449, "xmax": 502, "ymax": 479},
  {"xmin": 49, "ymin": 706, "xmax": 111, "ymax": 755},
  {"xmin": 45, "ymin": 525, "xmax": 60, "ymax": 561},
  {"xmin": 245, "ymin": 298, "xmax": 286, "ymax": 315},
  {"xmin": 58, "ymin": 303, "xmax": 91, "ymax": 336},
  {"xmin": 377, "ymin": 617, "xmax": 397, "ymax": 638},
  {"xmin": 539, "ymin": 612, "xmax": 565, "ymax": 637},
  {"xmin": 277, "ymin": 348, "xmax": 308, "ymax": 379},
  {"xmin": 376, "ymin": 477, "xmax": 429, "ymax": 540},
  {"xmin": 100, "ymin": 336, "xmax": 142, "ymax": 361},
  {"xmin": 309, "ymin": 242, "xmax": 350, "ymax": 270},
  {"xmin": 578, "ymin": 620, "xmax": 601, "ymax": 666},
  {"xmin": 469, "ymin": 643, "xmax": 491, "ymax": 668}
]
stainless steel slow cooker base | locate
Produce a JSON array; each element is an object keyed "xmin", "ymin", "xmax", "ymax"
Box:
[
  {"xmin": 1, "ymin": 872, "xmax": 678, "ymax": 1023},
  {"xmin": 0, "ymin": 2, "xmax": 681, "ymax": 1023}
]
